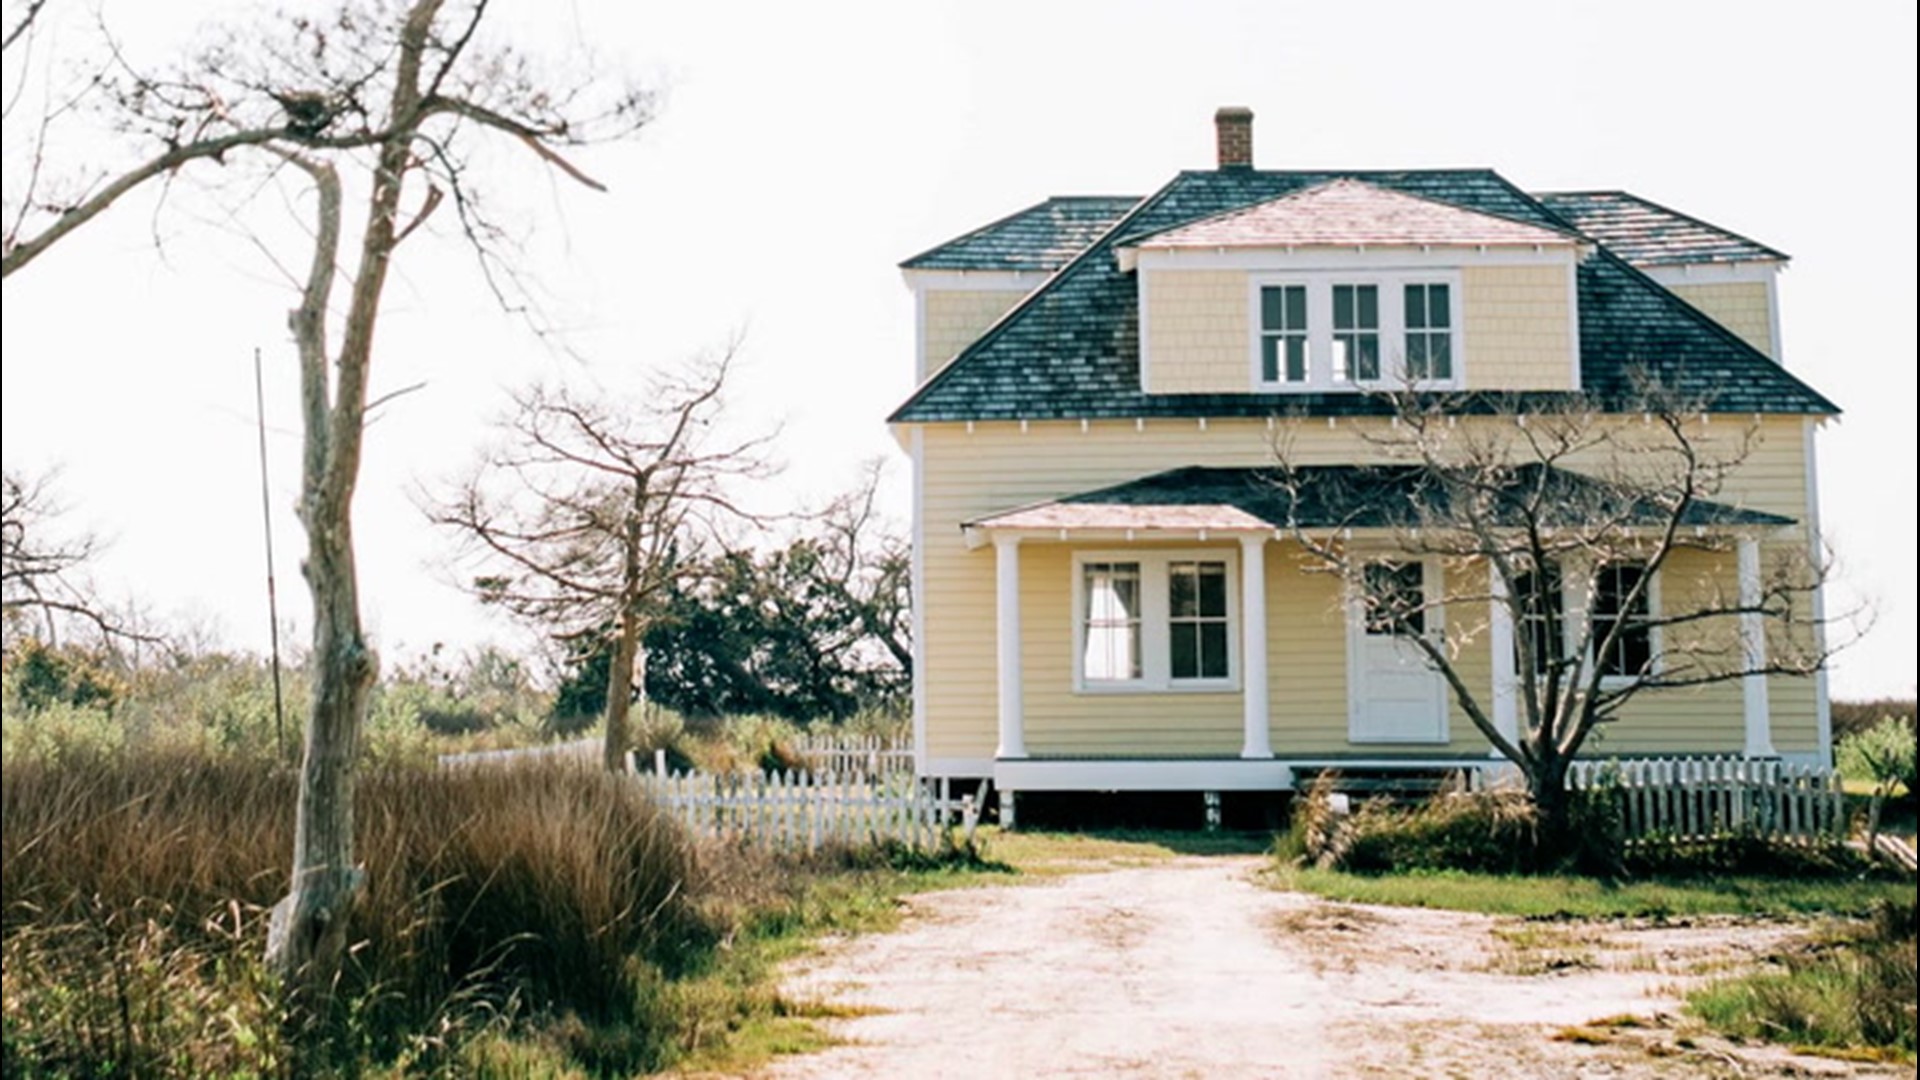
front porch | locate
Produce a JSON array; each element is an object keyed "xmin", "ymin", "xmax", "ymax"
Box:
[{"xmin": 950, "ymin": 465, "xmax": 1799, "ymax": 793}]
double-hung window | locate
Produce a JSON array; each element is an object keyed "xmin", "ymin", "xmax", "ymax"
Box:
[
  {"xmin": 1075, "ymin": 551, "xmax": 1237, "ymax": 691},
  {"xmin": 1592, "ymin": 563, "xmax": 1654, "ymax": 679},
  {"xmin": 1509, "ymin": 560, "xmax": 1656, "ymax": 682},
  {"xmin": 1259, "ymin": 284, "xmax": 1309, "ymax": 384},
  {"xmin": 1404, "ymin": 282, "xmax": 1453, "ymax": 381},
  {"xmin": 1253, "ymin": 272, "xmax": 1461, "ymax": 391},
  {"xmin": 1331, "ymin": 284, "xmax": 1381, "ymax": 383}
]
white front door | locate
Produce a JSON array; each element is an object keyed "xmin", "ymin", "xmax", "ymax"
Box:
[{"xmin": 1349, "ymin": 560, "xmax": 1448, "ymax": 744}]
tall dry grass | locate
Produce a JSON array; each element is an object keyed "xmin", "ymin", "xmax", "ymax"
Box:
[{"xmin": 1, "ymin": 747, "xmax": 707, "ymax": 1074}]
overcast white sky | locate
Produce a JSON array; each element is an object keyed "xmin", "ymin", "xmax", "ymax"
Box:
[{"xmin": 2, "ymin": 0, "xmax": 1913, "ymax": 698}]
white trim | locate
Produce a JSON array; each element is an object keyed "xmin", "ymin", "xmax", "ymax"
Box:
[
  {"xmin": 1070, "ymin": 548, "xmax": 1243, "ymax": 694},
  {"xmin": 1137, "ymin": 266, "xmax": 1155, "ymax": 392},
  {"xmin": 1134, "ymin": 246, "xmax": 1577, "ymax": 272},
  {"xmin": 1738, "ymin": 537, "xmax": 1776, "ymax": 757},
  {"xmin": 924, "ymin": 756, "xmax": 996, "ymax": 779},
  {"xmin": 900, "ymin": 268, "xmax": 1050, "ymax": 292},
  {"xmin": 1239, "ymin": 535, "xmax": 1272, "ymax": 759},
  {"xmin": 1246, "ymin": 270, "xmax": 1465, "ymax": 393},
  {"xmin": 1803, "ymin": 418, "xmax": 1832, "ymax": 766},
  {"xmin": 1489, "ymin": 570, "xmax": 1519, "ymax": 756},
  {"xmin": 1640, "ymin": 261, "xmax": 1782, "ymax": 287},
  {"xmin": 1765, "ymin": 272, "xmax": 1784, "ymax": 365},
  {"xmin": 994, "ymin": 536, "xmax": 1026, "ymax": 759},
  {"xmin": 910, "ymin": 427, "xmax": 928, "ymax": 776},
  {"xmin": 912, "ymin": 283, "xmax": 928, "ymax": 382},
  {"xmin": 1565, "ymin": 256, "xmax": 1583, "ymax": 389},
  {"xmin": 995, "ymin": 758, "xmax": 1294, "ymax": 792},
  {"xmin": 1346, "ymin": 556, "xmax": 1450, "ymax": 745}
]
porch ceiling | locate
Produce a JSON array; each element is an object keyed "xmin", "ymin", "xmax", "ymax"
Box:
[{"xmin": 964, "ymin": 464, "xmax": 1793, "ymax": 542}]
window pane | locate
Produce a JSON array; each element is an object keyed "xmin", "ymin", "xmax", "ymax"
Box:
[
  {"xmin": 1407, "ymin": 336, "xmax": 1428, "ymax": 378},
  {"xmin": 1429, "ymin": 335, "xmax": 1452, "ymax": 379},
  {"xmin": 1428, "ymin": 283, "xmax": 1450, "ymax": 328},
  {"xmin": 1170, "ymin": 564, "xmax": 1197, "ymax": 617},
  {"xmin": 1405, "ymin": 283, "xmax": 1427, "ymax": 329},
  {"xmin": 1286, "ymin": 285, "xmax": 1306, "ymax": 328},
  {"xmin": 1356, "ymin": 285, "xmax": 1378, "ymax": 328},
  {"xmin": 1333, "ymin": 285, "xmax": 1353, "ymax": 330},
  {"xmin": 1261, "ymin": 287, "xmax": 1284, "ymax": 332},
  {"xmin": 1200, "ymin": 623, "xmax": 1230, "ymax": 678},
  {"xmin": 1083, "ymin": 563, "xmax": 1142, "ymax": 681},
  {"xmin": 1261, "ymin": 336, "xmax": 1280, "ymax": 383},
  {"xmin": 1170, "ymin": 622, "xmax": 1198, "ymax": 679},
  {"xmin": 1356, "ymin": 334, "xmax": 1379, "ymax": 381},
  {"xmin": 1285, "ymin": 337, "xmax": 1306, "ymax": 382},
  {"xmin": 1198, "ymin": 563, "xmax": 1228, "ymax": 616}
]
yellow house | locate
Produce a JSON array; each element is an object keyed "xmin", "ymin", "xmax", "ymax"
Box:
[{"xmin": 892, "ymin": 108, "xmax": 1835, "ymax": 807}]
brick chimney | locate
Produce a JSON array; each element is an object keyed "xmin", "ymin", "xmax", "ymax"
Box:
[{"xmin": 1215, "ymin": 106, "xmax": 1253, "ymax": 169}]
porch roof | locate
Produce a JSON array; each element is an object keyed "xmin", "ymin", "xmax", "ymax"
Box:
[{"xmin": 963, "ymin": 464, "xmax": 1794, "ymax": 541}]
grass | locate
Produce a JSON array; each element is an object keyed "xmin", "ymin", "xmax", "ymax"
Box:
[
  {"xmin": 1688, "ymin": 901, "xmax": 1915, "ymax": 1063},
  {"xmin": 1269, "ymin": 864, "xmax": 1916, "ymax": 919},
  {"xmin": 0, "ymin": 743, "xmax": 1003, "ymax": 1078},
  {"xmin": 982, "ymin": 827, "xmax": 1269, "ymax": 876}
]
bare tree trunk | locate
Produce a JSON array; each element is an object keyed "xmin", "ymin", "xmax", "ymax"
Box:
[{"xmin": 603, "ymin": 610, "xmax": 640, "ymax": 772}]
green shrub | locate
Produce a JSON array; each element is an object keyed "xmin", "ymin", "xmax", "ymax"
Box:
[
  {"xmin": 1838, "ymin": 715, "xmax": 1917, "ymax": 799},
  {"xmin": 1286, "ymin": 780, "xmax": 1623, "ymax": 876}
]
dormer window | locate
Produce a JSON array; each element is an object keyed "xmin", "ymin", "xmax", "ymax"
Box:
[{"xmin": 1252, "ymin": 271, "xmax": 1463, "ymax": 391}]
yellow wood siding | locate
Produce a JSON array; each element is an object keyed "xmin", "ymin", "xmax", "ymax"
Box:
[
  {"xmin": 1142, "ymin": 270, "xmax": 1250, "ymax": 393},
  {"xmin": 1461, "ymin": 264, "xmax": 1576, "ymax": 391},
  {"xmin": 916, "ymin": 416, "xmax": 1819, "ymax": 763},
  {"xmin": 921, "ymin": 289, "xmax": 1029, "ymax": 380},
  {"xmin": 1668, "ymin": 282, "xmax": 1774, "ymax": 358}
]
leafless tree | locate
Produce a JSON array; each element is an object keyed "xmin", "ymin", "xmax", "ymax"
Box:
[
  {"xmin": 0, "ymin": 0, "xmax": 652, "ymax": 1028},
  {"xmin": 1269, "ymin": 384, "xmax": 1834, "ymax": 846},
  {"xmin": 811, "ymin": 459, "xmax": 913, "ymax": 681},
  {"xmin": 427, "ymin": 350, "xmax": 775, "ymax": 771},
  {"xmin": 0, "ymin": 466, "xmax": 147, "ymax": 646}
]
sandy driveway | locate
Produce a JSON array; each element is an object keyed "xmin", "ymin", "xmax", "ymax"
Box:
[{"xmin": 756, "ymin": 855, "xmax": 1900, "ymax": 1079}]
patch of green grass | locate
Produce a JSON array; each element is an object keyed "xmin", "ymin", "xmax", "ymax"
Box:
[
  {"xmin": 1687, "ymin": 900, "xmax": 1915, "ymax": 1063},
  {"xmin": 983, "ymin": 828, "xmax": 1269, "ymax": 876},
  {"xmin": 1270, "ymin": 865, "xmax": 1915, "ymax": 919}
]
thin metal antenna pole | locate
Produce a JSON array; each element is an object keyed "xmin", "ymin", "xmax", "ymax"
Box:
[{"xmin": 255, "ymin": 347, "xmax": 288, "ymax": 758}]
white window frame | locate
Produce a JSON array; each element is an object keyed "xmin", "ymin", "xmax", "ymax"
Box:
[
  {"xmin": 1071, "ymin": 548, "xmax": 1241, "ymax": 694},
  {"xmin": 1249, "ymin": 270, "xmax": 1465, "ymax": 392}
]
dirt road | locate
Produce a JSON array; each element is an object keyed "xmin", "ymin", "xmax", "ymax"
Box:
[{"xmin": 759, "ymin": 855, "xmax": 1898, "ymax": 1079}]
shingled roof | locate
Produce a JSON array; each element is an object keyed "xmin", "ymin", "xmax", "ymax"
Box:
[
  {"xmin": 891, "ymin": 169, "xmax": 1836, "ymax": 423},
  {"xmin": 900, "ymin": 195, "xmax": 1140, "ymax": 272},
  {"xmin": 1534, "ymin": 191, "xmax": 1787, "ymax": 267},
  {"xmin": 966, "ymin": 465, "xmax": 1795, "ymax": 534}
]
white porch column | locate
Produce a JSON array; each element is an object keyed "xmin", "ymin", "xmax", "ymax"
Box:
[
  {"xmin": 1738, "ymin": 536, "xmax": 1775, "ymax": 758},
  {"xmin": 1488, "ymin": 569, "xmax": 1519, "ymax": 755},
  {"xmin": 994, "ymin": 535, "xmax": 1026, "ymax": 759},
  {"xmin": 1239, "ymin": 535, "xmax": 1272, "ymax": 759}
]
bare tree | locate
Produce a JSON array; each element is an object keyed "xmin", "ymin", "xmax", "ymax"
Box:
[
  {"xmin": 1270, "ymin": 385, "xmax": 1833, "ymax": 847},
  {"xmin": 1, "ymin": 0, "xmax": 652, "ymax": 1026},
  {"xmin": 0, "ymin": 466, "xmax": 145, "ymax": 646},
  {"xmin": 428, "ymin": 351, "xmax": 774, "ymax": 770},
  {"xmin": 812, "ymin": 459, "xmax": 913, "ymax": 682}
]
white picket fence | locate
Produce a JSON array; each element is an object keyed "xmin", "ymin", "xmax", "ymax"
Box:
[
  {"xmin": 790, "ymin": 731, "xmax": 915, "ymax": 780},
  {"xmin": 1566, "ymin": 756, "xmax": 1845, "ymax": 843},
  {"xmin": 633, "ymin": 764, "xmax": 983, "ymax": 853}
]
